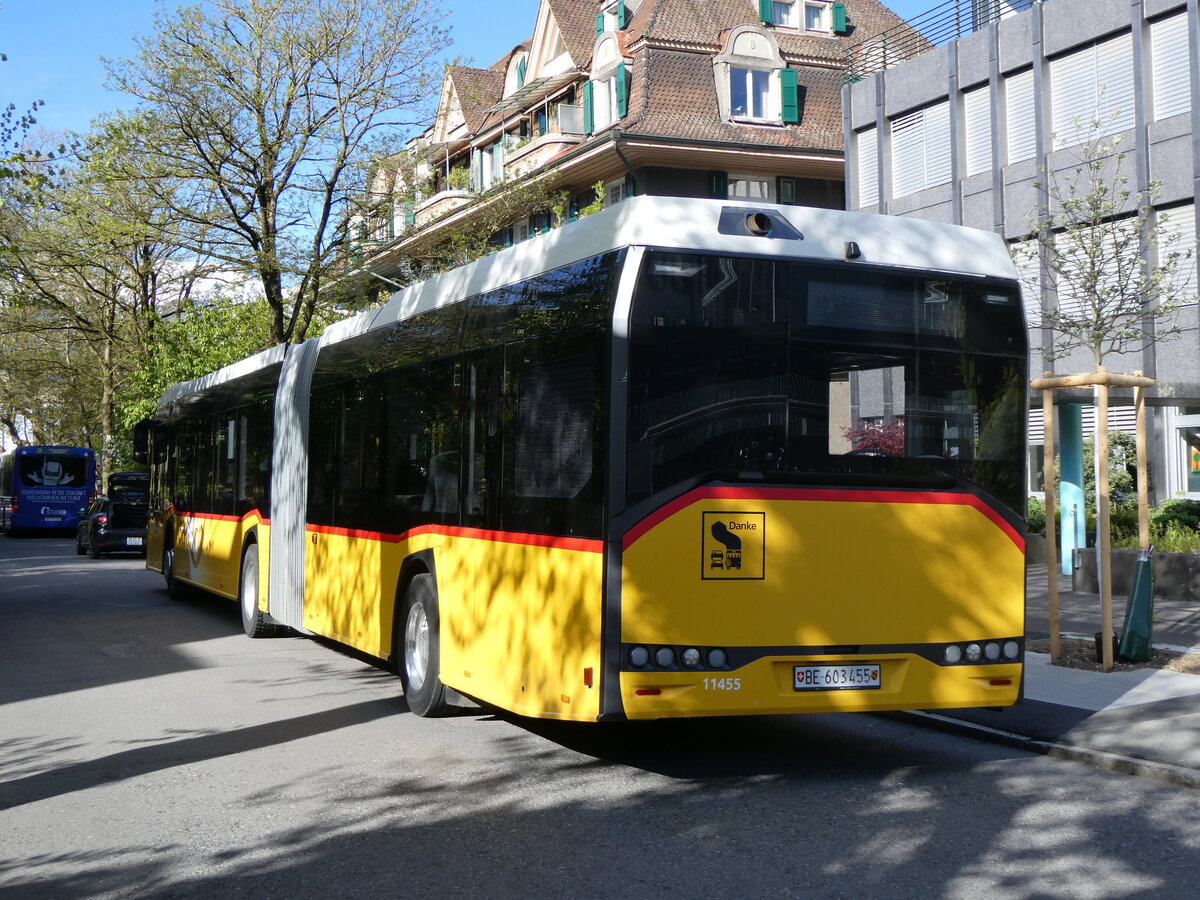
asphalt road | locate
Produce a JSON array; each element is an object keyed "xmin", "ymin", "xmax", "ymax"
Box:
[{"xmin": 2, "ymin": 535, "xmax": 1199, "ymax": 899}]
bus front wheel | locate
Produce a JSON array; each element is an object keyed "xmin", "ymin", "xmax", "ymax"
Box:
[
  {"xmin": 398, "ymin": 574, "xmax": 451, "ymax": 717},
  {"xmin": 163, "ymin": 547, "xmax": 179, "ymax": 600}
]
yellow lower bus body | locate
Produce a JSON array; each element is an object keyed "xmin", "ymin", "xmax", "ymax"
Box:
[
  {"xmin": 303, "ymin": 526, "xmax": 606, "ymax": 722},
  {"xmin": 618, "ymin": 486, "xmax": 1024, "ymax": 719},
  {"xmin": 146, "ymin": 486, "xmax": 1023, "ymax": 723},
  {"xmin": 147, "ymin": 511, "xmax": 264, "ymax": 602}
]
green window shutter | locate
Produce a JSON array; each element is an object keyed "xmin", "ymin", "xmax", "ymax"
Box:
[
  {"xmin": 832, "ymin": 3, "xmax": 848, "ymax": 34},
  {"xmin": 492, "ymin": 141, "xmax": 503, "ymax": 182},
  {"xmin": 758, "ymin": 0, "xmax": 772, "ymax": 24},
  {"xmin": 471, "ymin": 148, "xmax": 482, "ymax": 191},
  {"xmin": 616, "ymin": 63, "xmax": 628, "ymax": 117},
  {"xmin": 403, "ymin": 202, "xmax": 415, "ymax": 226},
  {"xmin": 583, "ymin": 80, "xmax": 595, "ymax": 133},
  {"xmin": 617, "ymin": 0, "xmax": 626, "ymax": 27},
  {"xmin": 624, "ymin": 173, "xmax": 636, "ymax": 198},
  {"xmin": 517, "ymin": 57, "xmax": 526, "ymax": 88},
  {"xmin": 778, "ymin": 178, "xmax": 796, "ymax": 205},
  {"xmin": 709, "ymin": 171, "xmax": 728, "ymax": 198},
  {"xmin": 596, "ymin": 13, "xmax": 604, "ymax": 36},
  {"xmin": 780, "ymin": 67, "xmax": 799, "ymax": 124}
]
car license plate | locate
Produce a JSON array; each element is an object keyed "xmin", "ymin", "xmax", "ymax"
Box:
[
  {"xmin": 126, "ymin": 537, "xmax": 143, "ymax": 546},
  {"xmin": 794, "ymin": 664, "xmax": 881, "ymax": 691}
]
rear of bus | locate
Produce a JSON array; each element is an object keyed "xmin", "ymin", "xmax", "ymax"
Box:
[
  {"xmin": 612, "ymin": 238, "xmax": 1027, "ymax": 718},
  {"xmin": 5, "ymin": 447, "xmax": 95, "ymax": 533}
]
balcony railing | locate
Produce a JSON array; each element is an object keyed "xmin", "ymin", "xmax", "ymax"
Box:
[{"xmin": 844, "ymin": 0, "xmax": 1036, "ymax": 83}]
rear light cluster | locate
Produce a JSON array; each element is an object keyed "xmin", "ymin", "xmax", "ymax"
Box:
[
  {"xmin": 95, "ymin": 515, "xmax": 108, "ymax": 526},
  {"xmin": 943, "ymin": 640, "xmax": 1021, "ymax": 665},
  {"xmin": 627, "ymin": 645, "xmax": 728, "ymax": 671}
]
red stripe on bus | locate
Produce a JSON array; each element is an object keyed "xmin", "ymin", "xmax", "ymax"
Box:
[
  {"xmin": 622, "ymin": 486, "xmax": 1023, "ymax": 552},
  {"xmin": 307, "ymin": 522, "xmax": 603, "ymax": 554},
  {"xmin": 176, "ymin": 510, "xmax": 263, "ymax": 525}
]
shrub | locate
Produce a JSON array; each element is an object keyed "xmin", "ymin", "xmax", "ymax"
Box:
[
  {"xmin": 1152, "ymin": 521, "xmax": 1200, "ymax": 554},
  {"xmin": 1027, "ymin": 497, "xmax": 1046, "ymax": 534},
  {"xmin": 1151, "ymin": 498, "xmax": 1200, "ymax": 532}
]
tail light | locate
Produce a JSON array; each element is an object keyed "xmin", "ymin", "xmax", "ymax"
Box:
[{"xmin": 96, "ymin": 515, "xmax": 108, "ymax": 526}]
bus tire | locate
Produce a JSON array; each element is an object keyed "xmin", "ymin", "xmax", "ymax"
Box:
[
  {"xmin": 239, "ymin": 543, "xmax": 277, "ymax": 638},
  {"xmin": 163, "ymin": 546, "xmax": 180, "ymax": 600},
  {"xmin": 398, "ymin": 574, "xmax": 451, "ymax": 717}
]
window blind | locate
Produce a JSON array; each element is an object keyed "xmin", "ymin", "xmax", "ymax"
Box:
[
  {"xmin": 1005, "ymin": 69, "xmax": 1037, "ymax": 163},
  {"xmin": 1152, "ymin": 14, "xmax": 1191, "ymax": 121},
  {"xmin": 963, "ymin": 85, "xmax": 993, "ymax": 177}
]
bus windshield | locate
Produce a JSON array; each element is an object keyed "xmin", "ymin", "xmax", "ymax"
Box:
[{"xmin": 626, "ymin": 251, "xmax": 1028, "ymax": 514}]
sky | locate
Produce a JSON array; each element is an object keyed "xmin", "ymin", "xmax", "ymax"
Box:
[{"xmin": 1, "ymin": 0, "xmax": 932, "ymax": 140}]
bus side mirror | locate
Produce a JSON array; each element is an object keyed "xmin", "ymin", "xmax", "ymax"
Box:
[{"xmin": 133, "ymin": 419, "xmax": 153, "ymax": 464}]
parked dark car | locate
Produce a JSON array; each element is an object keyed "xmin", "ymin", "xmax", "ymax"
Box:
[{"xmin": 76, "ymin": 472, "xmax": 149, "ymax": 558}]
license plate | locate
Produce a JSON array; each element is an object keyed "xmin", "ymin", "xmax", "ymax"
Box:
[
  {"xmin": 794, "ymin": 664, "xmax": 881, "ymax": 691},
  {"xmin": 126, "ymin": 537, "xmax": 143, "ymax": 546}
]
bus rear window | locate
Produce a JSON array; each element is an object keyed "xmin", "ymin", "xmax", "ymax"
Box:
[{"xmin": 19, "ymin": 455, "xmax": 90, "ymax": 487}]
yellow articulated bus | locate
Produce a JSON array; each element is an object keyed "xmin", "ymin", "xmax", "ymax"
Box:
[{"xmin": 136, "ymin": 197, "xmax": 1028, "ymax": 721}]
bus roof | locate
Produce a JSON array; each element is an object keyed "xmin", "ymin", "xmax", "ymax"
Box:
[
  {"xmin": 156, "ymin": 197, "xmax": 1018, "ymax": 416},
  {"xmin": 322, "ymin": 196, "xmax": 1017, "ymax": 347}
]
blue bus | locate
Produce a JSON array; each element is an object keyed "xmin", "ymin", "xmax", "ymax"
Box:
[{"xmin": 0, "ymin": 446, "xmax": 96, "ymax": 534}]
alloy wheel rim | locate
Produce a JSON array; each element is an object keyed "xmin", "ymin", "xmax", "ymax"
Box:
[{"xmin": 404, "ymin": 602, "xmax": 429, "ymax": 692}]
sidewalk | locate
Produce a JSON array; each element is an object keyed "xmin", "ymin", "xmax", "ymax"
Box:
[{"xmin": 902, "ymin": 564, "xmax": 1200, "ymax": 788}]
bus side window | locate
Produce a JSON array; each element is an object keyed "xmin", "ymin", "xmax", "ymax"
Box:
[
  {"xmin": 508, "ymin": 345, "xmax": 601, "ymax": 537},
  {"xmin": 417, "ymin": 363, "xmax": 464, "ymax": 525},
  {"xmin": 380, "ymin": 370, "xmax": 430, "ymax": 532},
  {"xmin": 307, "ymin": 384, "xmax": 339, "ymax": 527}
]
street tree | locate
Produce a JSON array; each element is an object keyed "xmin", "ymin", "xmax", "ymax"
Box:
[
  {"xmin": 0, "ymin": 120, "xmax": 234, "ymax": 482},
  {"xmin": 1026, "ymin": 127, "xmax": 1194, "ymax": 368},
  {"xmin": 1023, "ymin": 116, "xmax": 1195, "ymax": 669},
  {"xmin": 105, "ymin": 0, "xmax": 449, "ymax": 345}
]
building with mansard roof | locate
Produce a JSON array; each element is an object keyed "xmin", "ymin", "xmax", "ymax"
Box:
[{"xmin": 351, "ymin": 0, "xmax": 918, "ymax": 280}]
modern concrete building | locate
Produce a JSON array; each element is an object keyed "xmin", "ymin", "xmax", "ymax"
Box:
[{"xmin": 843, "ymin": 0, "xmax": 1200, "ymax": 526}]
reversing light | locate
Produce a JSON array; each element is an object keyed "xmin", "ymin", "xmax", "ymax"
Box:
[
  {"xmin": 654, "ymin": 647, "xmax": 675, "ymax": 668},
  {"xmin": 984, "ymin": 642, "xmax": 1001, "ymax": 662},
  {"xmin": 681, "ymin": 648, "xmax": 701, "ymax": 668},
  {"xmin": 965, "ymin": 643, "xmax": 982, "ymax": 663},
  {"xmin": 707, "ymin": 648, "xmax": 727, "ymax": 668},
  {"xmin": 630, "ymin": 646, "xmax": 650, "ymax": 667},
  {"xmin": 1003, "ymin": 640, "xmax": 1020, "ymax": 660},
  {"xmin": 944, "ymin": 645, "xmax": 963, "ymax": 664}
]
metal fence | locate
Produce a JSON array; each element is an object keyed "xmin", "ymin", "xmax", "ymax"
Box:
[{"xmin": 844, "ymin": 0, "xmax": 1037, "ymax": 83}]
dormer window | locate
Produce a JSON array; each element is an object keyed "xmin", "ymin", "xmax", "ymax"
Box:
[
  {"xmin": 771, "ymin": 1, "xmax": 799, "ymax": 28},
  {"xmin": 715, "ymin": 26, "xmax": 799, "ymax": 125},
  {"xmin": 504, "ymin": 51, "xmax": 530, "ymax": 97},
  {"xmin": 585, "ymin": 34, "xmax": 629, "ymax": 133},
  {"xmin": 731, "ymin": 67, "xmax": 773, "ymax": 120},
  {"xmin": 758, "ymin": 1, "xmax": 847, "ymax": 35},
  {"xmin": 597, "ymin": 0, "xmax": 640, "ymax": 35},
  {"xmin": 805, "ymin": 2, "xmax": 829, "ymax": 32}
]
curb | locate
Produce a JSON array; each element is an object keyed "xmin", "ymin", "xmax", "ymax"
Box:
[{"xmin": 890, "ymin": 709, "xmax": 1200, "ymax": 791}]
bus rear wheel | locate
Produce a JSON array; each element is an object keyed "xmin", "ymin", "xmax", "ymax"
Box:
[
  {"xmin": 239, "ymin": 544, "xmax": 277, "ymax": 638},
  {"xmin": 398, "ymin": 574, "xmax": 451, "ymax": 717}
]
